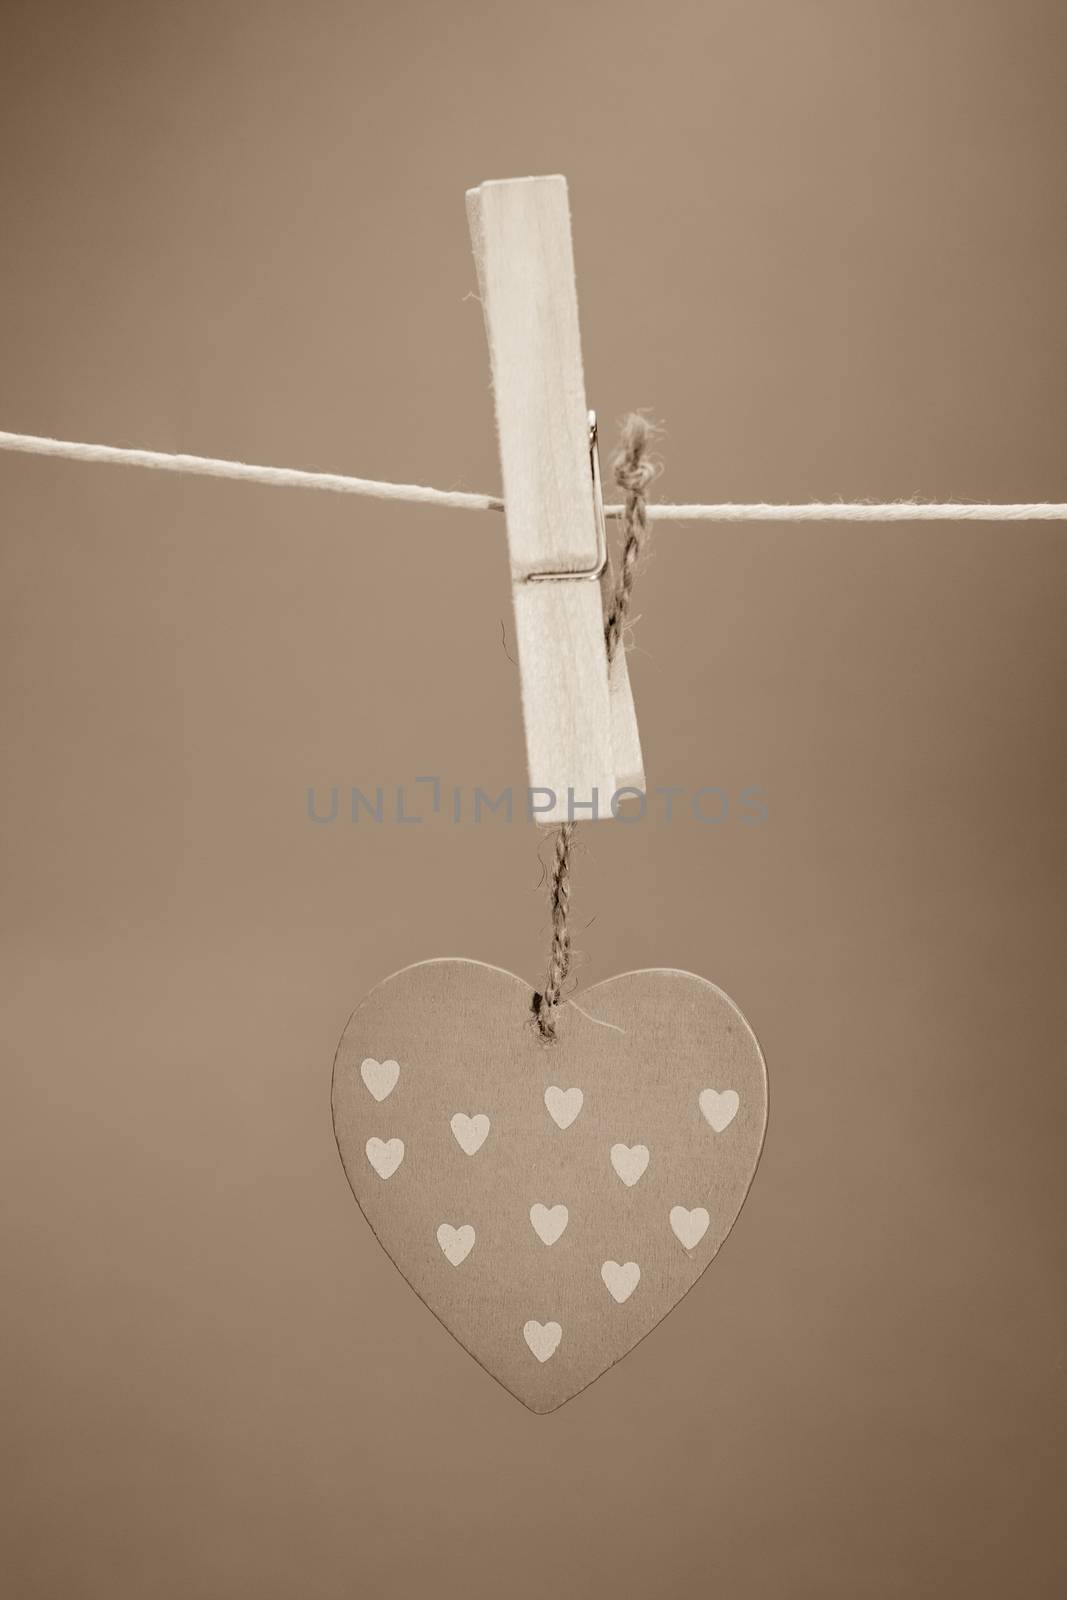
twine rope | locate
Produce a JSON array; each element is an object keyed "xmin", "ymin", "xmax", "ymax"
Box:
[
  {"xmin": 1, "ymin": 430, "xmax": 1063, "ymax": 522},
  {"xmin": 532, "ymin": 820, "xmax": 579, "ymax": 1045},
  {"xmin": 532, "ymin": 415, "xmax": 658, "ymax": 1044},
  {"xmin": 3, "ymin": 422, "xmax": 1062, "ymax": 1035}
]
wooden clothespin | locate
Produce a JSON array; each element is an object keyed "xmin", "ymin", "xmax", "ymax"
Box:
[{"xmin": 466, "ymin": 175, "xmax": 644, "ymax": 825}]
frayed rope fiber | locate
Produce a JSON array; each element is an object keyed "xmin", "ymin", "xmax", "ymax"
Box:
[{"xmin": 1, "ymin": 430, "xmax": 1063, "ymax": 521}]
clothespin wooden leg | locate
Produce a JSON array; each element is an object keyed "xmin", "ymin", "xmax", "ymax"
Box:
[{"xmin": 466, "ymin": 174, "xmax": 644, "ymax": 824}]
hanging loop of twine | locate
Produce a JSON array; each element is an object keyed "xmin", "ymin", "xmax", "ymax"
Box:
[
  {"xmin": 532, "ymin": 414, "xmax": 659, "ymax": 1043},
  {"xmin": 531, "ymin": 820, "xmax": 579, "ymax": 1043}
]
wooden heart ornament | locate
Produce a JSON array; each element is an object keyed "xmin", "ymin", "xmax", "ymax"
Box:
[{"xmin": 332, "ymin": 959, "xmax": 767, "ymax": 1412}]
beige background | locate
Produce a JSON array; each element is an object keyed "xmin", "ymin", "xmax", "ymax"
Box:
[{"xmin": 1, "ymin": 2, "xmax": 1065, "ymax": 1595}]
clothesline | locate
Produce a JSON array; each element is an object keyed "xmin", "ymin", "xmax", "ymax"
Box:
[{"xmin": 1, "ymin": 429, "xmax": 1064, "ymax": 522}]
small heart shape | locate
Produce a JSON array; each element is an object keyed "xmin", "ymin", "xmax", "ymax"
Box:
[
  {"xmin": 436, "ymin": 1223, "xmax": 475, "ymax": 1266},
  {"xmin": 544, "ymin": 1086, "xmax": 584, "ymax": 1129},
  {"xmin": 450, "ymin": 1112, "xmax": 490, "ymax": 1155},
  {"xmin": 610, "ymin": 1143, "xmax": 650, "ymax": 1187},
  {"xmin": 365, "ymin": 1136, "xmax": 404, "ymax": 1180},
  {"xmin": 360, "ymin": 1056, "xmax": 400, "ymax": 1102},
  {"xmin": 670, "ymin": 1206, "xmax": 710, "ymax": 1249},
  {"xmin": 601, "ymin": 1261, "xmax": 641, "ymax": 1303},
  {"xmin": 699, "ymin": 1088, "xmax": 739, "ymax": 1132},
  {"xmin": 523, "ymin": 1320, "xmax": 562, "ymax": 1363},
  {"xmin": 530, "ymin": 1203, "xmax": 569, "ymax": 1246}
]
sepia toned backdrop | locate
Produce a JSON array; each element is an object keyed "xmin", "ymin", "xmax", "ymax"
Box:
[{"xmin": 1, "ymin": 2, "xmax": 1065, "ymax": 1595}]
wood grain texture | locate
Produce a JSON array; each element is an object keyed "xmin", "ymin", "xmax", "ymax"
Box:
[
  {"xmin": 467, "ymin": 176, "xmax": 644, "ymax": 818},
  {"xmin": 467, "ymin": 176, "xmax": 595, "ymax": 575}
]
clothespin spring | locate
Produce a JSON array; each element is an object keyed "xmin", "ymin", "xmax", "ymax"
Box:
[{"xmin": 523, "ymin": 412, "xmax": 607, "ymax": 584}]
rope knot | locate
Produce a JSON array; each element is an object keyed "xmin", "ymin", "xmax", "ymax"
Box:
[{"xmin": 612, "ymin": 414, "xmax": 661, "ymax": 497}]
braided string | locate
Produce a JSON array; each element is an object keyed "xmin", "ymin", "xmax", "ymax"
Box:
[{"xmin": 532, "ymin": 415, "xmax": 659, "ymax": 1042}]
